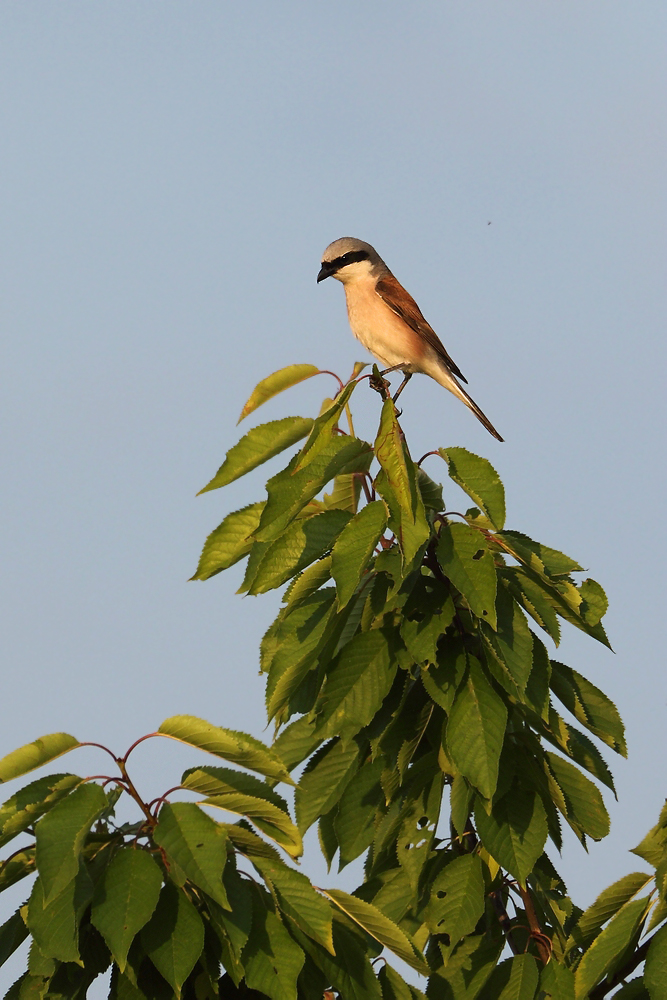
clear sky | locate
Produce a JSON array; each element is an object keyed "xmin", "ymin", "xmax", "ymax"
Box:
[{"xmin": 1, "ymin": 2, "xmax": 665, "ymax": 991}]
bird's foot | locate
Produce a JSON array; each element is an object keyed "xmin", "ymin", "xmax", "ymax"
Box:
[{"xmin": 368, "ymin": 369, "xmax": 391, "ymax": 400}]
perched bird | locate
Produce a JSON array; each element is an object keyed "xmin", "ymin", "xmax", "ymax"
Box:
[{"xmin": 317, "ymin": 237, "xmax": 503, "ymax": 441}]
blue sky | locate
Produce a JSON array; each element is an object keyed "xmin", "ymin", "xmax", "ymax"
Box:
[{"xmin": 1, "ymin": 2, "xmax": 665, "ymax": 990}]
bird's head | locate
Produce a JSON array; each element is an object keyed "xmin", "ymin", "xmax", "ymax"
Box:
[{"xmin": 317, "ymin": 237, "xmax": 380, "ymax": 285}]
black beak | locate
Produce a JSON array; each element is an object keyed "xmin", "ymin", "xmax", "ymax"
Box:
[{"xmin": 317, "ymin": 262, "xmax": 335, "ymax": 283}]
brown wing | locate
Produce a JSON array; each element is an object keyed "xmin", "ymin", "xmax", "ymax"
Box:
[{"xmin": 375, "ymin": 273, "xmax": 468, "ymax": 384}]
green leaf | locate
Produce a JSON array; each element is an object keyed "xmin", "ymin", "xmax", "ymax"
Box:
[
  {"xmin": 438, "ymin": 523, "xmax": 498, "ymax": 629},
  {"xmin": 201, "ymin": 793, "xmax": 302, "ymax": 858},
  {"xmin": 567, "ymin": 872, "xmax": 653, "ymax": 953},
  {"xmin": 546, "ymin": 752, "xmax": 610, "ymax": 841},
  {"xmin": 429, "ymin": 932, "xmax": 503, "ymax": 999},
  {"xmin": 190, "ymin": 502, "xmax": 265, "ymax": 580},
  {"xmin": 474, "ymin": 785, "xmax": 548, "ymax": 884},
  {"xmin": 373, "ymin": 402, "xmax": 430, "ymax": 570},
  {"xmin": 425, "ymin": 854, "xmax": 485, "ymax": 940},
  {"xmin": 645, "ymin": 923, "xmax": 667, "ymax": 999},
  {"xmin": 35, "ymin": 782, "xmax": 106, "ymax": 905},
  {"xmin": 539, "ymin": 961, "xmax": 575, "ymax": 1000},
  {"xmin": 27, "ymin": 863, "xmax": 93, "ymax": 964},
  {"xmin": 417, "ymin": 467, "xmax": 445, "ymax": 512},
  {"xmin": 266, "ymin": 590, "xmax": 337, "ymax": 721},
  {"xmin": 446, "ymin": 658, "xmax": 507, "ymax": 800},
  {"xmin": 632, "ymin": 803, "xmax": 667, "ymax": 868},
  {"xmin": 323, "ymin": 888, "xmax": 428, "ymax": 974},
  {"xmin": 271, "ymin": 715, "xmax": 322, "ymax": 773},
  {"xmin": 401, "ymin": 598, "xmax": 456, "ymax": 667},
  {"xmin": 238, "ymin": 364, "xmax": 321, "ymax": 422},
  {"xmin": 294, "ymin": 381, "xmax": 358, "ymax": 470},
  {"xmin": 313, "ymin": 629, "xmax": 397, "ymax": 744},
  {"xmin": 495, "ymin": 954, "xmax": 539, "ymax": 999},
  {"xmin": 579, "ymin": 578, "xmax": 608, "ymax": 626},
  {"xmin": 611, "ymin": 979, "xmax": 651, "ymax": 1000},
  {"xmin": 334, "ymin": 758, "xmax": 385, "ymax": 867},
  {"xmin": 0, "ymin": 774, "xmax": 81, "ymax": 849},
  {"xmin": 500, "ymin": 568, "xmax": 561, "ymax": 645},
  {"xmin": 379, "ymin": 963, "xmax": 425, "ymax": 1000},
  {"xmin": 550, "ymin": 661, "xmax": 626, "ymax": 756},
  {"xmin": 91, "ymin": 848, "xmax": 163, "ymax": 971},
  {"xmin": 154, "ymin": 802, "xmax": 229, "ymax": 908},
  {"xmin": 292, "ymin": 919, "xmax": 382, "ymax": 1000},
  {"xmin": 331, "ymin": 500, "xmax": 388, "ymax": 608},
  {"xmin": 574, "ymin": 897, "xmax": 649, "ymax": 999},
  {"xmin": 420, "ymin": 637, "xmax": 468, "ymax": 713},
  {"xmin": 246, "ymin": 509, "xmax": 351, "ymax": 594},
  {"xmin": 199, "ymin": 417, "xmax": 314, "ymax": 493},
  {"xmin": 295, "ymin": 739, "xmax": 360, "ymax": 835},
  {"xmin": 242, "ymin": 892, "xmax": 305, "ymax": 1000},
  {"xmin": 206, "ymin": 865, "xmax": 253, "ymax": 982},
  {"xmin": 249, "ymin": 854, "xmax": 334, "ymax": 954},
  {"xmin": 485, "ymin": 586, "xmax": 534, "ymax": 692},
  {"xmin": 0, "ymin": 910, "xmax": 29, "ymax": 968},
  {"xmin": 0, "ymin": 734, "xmax": 80, "ymax": 783},
  {"xmin": 497, "ymin": 530, "xmax": 583, "ymax": 576},
  {"xmin": 0, "ymin": 849, "xmax": 35, "ymax": 892},
  {"xmin": 157, "ymin": 716, "xmax": 293, "ymax": 784},
  {"xmin": 282, "ymin": 555, "xmax": 332, "ymax": 608},
  {"xmin": 256, "ymin": 436, "xmax": 373, "ymax": 543},
  {"xmin": 437, "ymin": 447, "xmax": 506, "ymax": 530},
  {"xmin": 141, "ymin": 882, "xmax": 204, "ymax": 997}
]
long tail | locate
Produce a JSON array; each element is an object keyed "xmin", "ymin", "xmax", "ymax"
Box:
[{"xmin": 429, "ymin": 364, "xmax": 504, "ymax": 441}]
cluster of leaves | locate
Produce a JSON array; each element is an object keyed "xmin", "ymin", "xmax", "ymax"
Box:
[
  {"xmin": 0, "ymin": 362, "xmax": 665, "ymax": 999},
  {"xmin": 0, "ymin": 719, "xmax": 426, "ymax": 1000}
]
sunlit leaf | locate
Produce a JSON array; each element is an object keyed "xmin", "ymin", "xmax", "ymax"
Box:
[
  {"xmin": 255, "ymin": 436, "xmax": 373, "ymax": 543},
  {"xmin": 238, "ymin": 364, "xmax": 321, "ymax": 422},
  {"xmin": 437, "ymin": 447, "xmax": 506, "ymax": 529},
  {"xmin": 35, "ymin": 782, "xmax": 106, "ymax": 905},
  {"xmin": 201, "ymin": 792, "xmax": 302, "ymax": 858},
  {"xmin": 0, "ymin": 774, "xmax": 81, "ymax": 849},
  {"xmin": 645, "ymin": 923, "xmax": 667, "ymax": 999},
  {"xmin": 246, "ymin": 508, "xmax": 351, "ymax": 594},
  {"xmin": 574, "ymin": 897, "xmax": 649, "ymax": 999},
  {"xmin": 295, "ymin": 739, "xmax": 360, "ymax": 835},
  {"xmin": 190, "ymin": 502, "xmax": 265, "ymax": 580},
  {"xmin": 0, "ymin": 734, "xmax": 80, "ymax": 784},
  {"xmin": 199, "ymin": 416, "xmax": 314, "ymax": 493},
  {"xmin": 250, "ymin": 853, "xmax": 334, "ymax": 953},
  {"xmin": 154, "ymin": 803, "xmax": 229, "ymax": 908},
  {"xmin": 158, "ymin": 716, "xmax": 293, "ymax": 784},
  {"xmin": 313, "ymin": 629, "xmax": 397, "ymax": 744},
  {"xmin": 322, "ymin": 888, "xmax": 428, "ymax": 973},
  {"xmin": 331, "ymin": 500, "xmax": 388, "ymax": 608}
]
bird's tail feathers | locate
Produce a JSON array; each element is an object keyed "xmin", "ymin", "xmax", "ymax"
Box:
[{"xmin": 431, "ymin": 366, "xmax": 504, "ymax": 442}]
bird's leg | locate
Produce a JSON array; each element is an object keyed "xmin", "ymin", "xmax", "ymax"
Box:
[{"xmin": 391, "ymin": 372, "xmax": 412, "ymax": 404}]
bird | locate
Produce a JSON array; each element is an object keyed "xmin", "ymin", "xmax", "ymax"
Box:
[{"xmin": 317, "ymin": 237, "xmax": 503, "ymax": 441}]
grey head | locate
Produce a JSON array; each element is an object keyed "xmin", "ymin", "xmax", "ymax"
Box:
[{"xmin": 317, "ymin": 237, "xmax": 385, "ymax": 283}]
